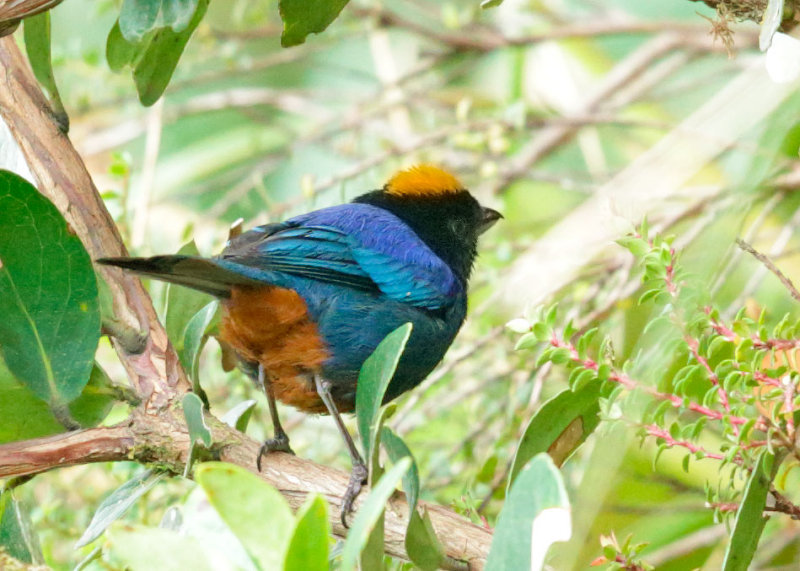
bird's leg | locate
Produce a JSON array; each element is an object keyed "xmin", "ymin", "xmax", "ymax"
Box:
[
  {"xmin": 314, "ymin": 375, "xmax": 368, "ymax": 528},
  {"xmin": 256, "ymin": 364, "xmax": 294, "ymax": 471}
]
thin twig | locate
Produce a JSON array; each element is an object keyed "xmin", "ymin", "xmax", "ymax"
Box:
[{"xmin": 736, "ymin": 238, "xmax": 800, "ymax": 303}]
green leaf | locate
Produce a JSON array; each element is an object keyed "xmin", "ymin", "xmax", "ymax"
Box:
[
  {"xmin": 0, "ymin": 359, "xmax": 113, "ymax": 444},
  {"xmin": 75, "ymin": 469, "xmax": 164, "ymax": 548},
  {"xmin": 22, "ymin": 13, "xmax": 67, "ymax": 130},
  {"xmin": 481, "ymin": 0, "xmax": 504, "ymax": 8},
  {"xmin": 279, "ymin": 0, "xmax": 350, "ymax": 47},
  {"xmin": 508, "ymin": 382, "xmax": 603, "ymax": 493},
  {"xmin": 405, "ymin": 507, "xmax": 444, "ymax": 571},
  {"xmin": 182, "ymin": 392, "xmax": 211, "ymax": 448},
  {"xmin": 119, "ymin": 0, "xmax": 199, "ymax": 42},
  {"xmin": 340, "ymin": 457, "xmax": 411, "ymax": 571},
  {"xmin": 722, "ymin": 450, "xmax": 780, "ymax": 570},
  {"xmin": 487, "ymin": 454, "xmax": 571, "ymax": 571},
  {"xmin": 0, "ymin": 493, "xmax": 42, "ymax": 564},
  {"xmin": 104, "ymin": 524, "xmax": 215, "ymax": 570},
  {"xmin": 356, "ymin": 322, "xmax": 413, "ymax": 459},
  {"xmin": 196, "ymin": 462, "xmax": 294, "ymax": 570},
  {"xmin": 221, "ymin": 399, "xmax": 258, "ymax": 432},
  {"xmin": 0, "ymin": 170, "xmax": 100, "ymax": 408},
  {"xmin": 131, "ymin": 0, "xmax": 209, "ymax": 106},
  {"xmin": 179, "ymin": 300, "xmax": 218, "ymax": 384},
  {"xmin": 284, "ymin": 494, "xmax": 329, "ymax": 571},
  {"xmin": 106, "ymin": 21, "xmax": 139, "ymax": 71},
  {"xmin": 380, "ymin": 426, "xmax": 420, "ymax": 513}
]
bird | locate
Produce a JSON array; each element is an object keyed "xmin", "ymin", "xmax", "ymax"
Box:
[{"xmin": 97, "ymin": 164, "xmax": 501, "ymax": 524}]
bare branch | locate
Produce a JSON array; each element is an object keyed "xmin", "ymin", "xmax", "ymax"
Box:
[{"xmin": 736, "ymin": 238, "xmax": 800, "ymax": 303}]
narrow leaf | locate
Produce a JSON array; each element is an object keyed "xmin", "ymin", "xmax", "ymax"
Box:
[
  {"xmin": 487, "ymin": 454, "xmax": 571, "ymax": 571},
  {"xmin": 75, "ymin": 469, "xmax": 164, "ymax": 548},
  {"xmin": 405, "ymin": 507, "xmax": 444, "ymax": 571},
  {"xmin": 0, "ymin": 493, "xmax": 42, "ymax": 564},
  {"xmin": 340, "ymin": 457, "xmax": 411, "ymax": 571},
  {"xmin": 182, "ymin": 392, "xmax": 211, "ymax": 448},
  {"xmin": 722, "ymin": 450, "xmax": 780, "ymax": 570},
  {"xmin": 380, "ymin": 426, "xmax": 420, "ymax": 513},
  {"xmin": 23, "ymin": 13, "xmax": 67, "ymax": 130},
  {"xmin": 356, "ymin": 322, "xmax": 412, "ymax": 459}
]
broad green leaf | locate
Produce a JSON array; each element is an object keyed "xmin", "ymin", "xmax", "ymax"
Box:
[
  {"xmin": 119, "ymin": 0, "xmax": 198, "ymax": 42},
  {"xmin": 722, "ymin": 450, "xmax": 779, "ymax": 570},
  {"xmin": 75, "ymin": 469, "xmax": 164, "ymax": 548},
  {"xmin": 22, "ymin": 12, "xmax": 67, "ymax": 130},
  {"xmin": 487, "ymin": 454, "xmax": 571, "ymax": 571},
  {"xmin": 221, "ymin": 399, "xmax": 258, "ymax": 432},
  {"xmin": 0, "ymin": 170, "xmax": 100, "ymax": 408},
  {"xmin": 132, "ymin": 0, "xmax": 209, "ymax": 106},
  {"xmin": 356, "ymin": 322, "xmax": 412, "ymax": 459},
  {"xmin": 106, "ymin": 21, "xmax": 139, "ymax": 72},
  {"xmin": 341, "ymin": 457, "xmax": 411, "ymax": 571},
  {"xmin": 182, "ymin": 393, "xmax": 211, "ymax": 448},
  {"xmin": 279, "ymin": 0, "xmax": 350, "ymax": 47},
  {"xmin": 166, "ymin": 241, "xmax": 213, "ymax": 347},
  {"xmin": 481, "ymin": 0, "xmax": 504, "ymax": 7},
  {"xmin": 196, "ymin": 462, "xmax": 294, "ymax": 570},
  {"xmin": 507, "ymin": 382, "xmax": 603, "ymax": 493},
  {"xmin": 104, "ymin": 524, "xmax": 215, "ymax": 570},
  {"xmin": 0, "ymin": 493, "xmax": 42, "ymax": 564},
  {"xmin": 0, "ymin": 360, "xmax": 114, "ymax": 444},
  {"xmin": 283, "ymin": 494, "xmax": 329, "ymax": 571},
  {"xmin": 405, "ymin": 507, "xmax": 444, "ymax": 571},
  {"xmin": 380, "ymin": 426, "xmax": 419, "ymax": 513},
  {"xmin": 179, "ymin": 300, "xmax": 218, "ymax": 383}
]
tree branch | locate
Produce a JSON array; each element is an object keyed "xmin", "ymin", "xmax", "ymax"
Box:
[
  {"xmin": 0, "ymin": 35, "xmax": 491, "ymax": 569},
  {"xmin": 0, "ymin": 411, "xmax": 492, "ymax": 569}
]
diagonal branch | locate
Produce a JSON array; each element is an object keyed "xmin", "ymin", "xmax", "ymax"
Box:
[{"xmin": 0, "ymin": 411, "xmax": 492, "ymax": 569}]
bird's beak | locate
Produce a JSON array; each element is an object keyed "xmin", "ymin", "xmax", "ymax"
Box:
[{"xmin": 479, "ymin": 207, "xmax": 503, "ymax": 234}]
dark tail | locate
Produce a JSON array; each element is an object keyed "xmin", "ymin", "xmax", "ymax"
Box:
[{"xmin": 96, "ymin": 255, "xmax": 261, "ymax": 297}]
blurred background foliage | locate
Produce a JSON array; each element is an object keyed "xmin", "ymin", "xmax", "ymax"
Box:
[{"xmin": 6, "ymin": 0, "xmax": 800, "ymax": 568}]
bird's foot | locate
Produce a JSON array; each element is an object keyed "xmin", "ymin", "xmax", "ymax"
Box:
[
  {"xmin": 340, "ymin": 461, "xmax": 369, "ymax": 528},
  {"xmin": 256, "ymin": 433, "xmax": 295, "ymax": 471}
]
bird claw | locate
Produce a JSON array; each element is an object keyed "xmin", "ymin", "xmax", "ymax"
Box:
[
  {"xmin": 340, "ymin": 461, "xmax": 369, "ymax": 528},
  {"xmin": 256, "ymin": 434, "xmax": 295, "ymax": 471}
]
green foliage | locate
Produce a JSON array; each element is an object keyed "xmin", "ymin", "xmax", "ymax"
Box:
[
  {"xmin": 279, "ymin": 0, "xmax": 350, "ymax": 47},
  {"xmin": 0, "ymin": 171, "xmax": 100, "ymax": 416},
  {"xmin": 106, "ymin": 0, "xmax": 209, "ymax": 105},
  {"xmin": 22, "ymin": 13, "xmax": 66, "ymax": 129},
  {"xmin": 196, "ymin": 462, "xmax": 295, "ymax": 569},
  {"xmin": 723, "ymin": 450, "xmax": 780, "ymax": 570},
  {"xmin": 508, "ymin": 382, "xmax": 604, "ymax": 492},
  {"xmin": 522, "ymin": 226, "xmax": 800, "ymax": 568},
  {"xmin": 75, "ymin": 469, "xmax": 165, "ymax": 549},
  {"xmin": 340, "ymin": 457, "xmax": 412, "ymax": 571},
  {"xmin": 486, "ymin": 453, "xmax": 570, "ymax": 570},
  {"xmin": 355, "ymin": 322, "xmax": 413, "ymax": 458},
  {"xmin": 0, "ymin": 493, "xmax": 42, "ymax": 565}
]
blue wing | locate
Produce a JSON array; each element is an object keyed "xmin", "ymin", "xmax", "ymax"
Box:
[{"xmin": 216, "ymin": 204, "xmax": 460, "ymax": 310}]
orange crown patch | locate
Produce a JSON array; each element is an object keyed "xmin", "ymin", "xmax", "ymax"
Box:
[{"xmin": 384, "ymin": 165, "xmax": 464, "ymax": 198}]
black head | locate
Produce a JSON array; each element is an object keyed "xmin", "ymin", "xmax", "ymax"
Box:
[{"xmin": 353, "ymin": 165, "xmax": 501, "ymax": 283}]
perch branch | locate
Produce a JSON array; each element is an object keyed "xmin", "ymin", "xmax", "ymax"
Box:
[{"xmin": 0, "ymin": 411, "xmax": 492, "ymax": 569}]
